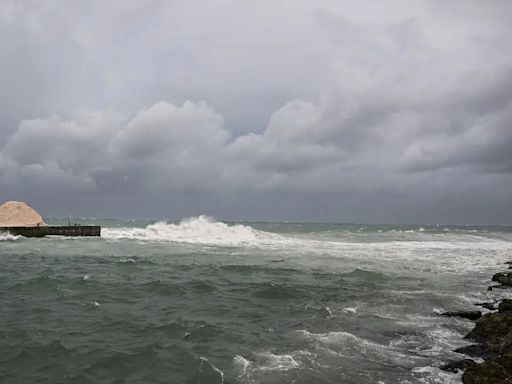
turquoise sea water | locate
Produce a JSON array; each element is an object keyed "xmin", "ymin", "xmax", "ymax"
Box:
[{"xmin": 1, "ymin": 217, "xmax": 512, "ymax": 383}]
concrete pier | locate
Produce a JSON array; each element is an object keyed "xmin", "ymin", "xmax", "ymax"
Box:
[{"xmin": 0, "ymin": 226, "xmax": 101, "ymax": 237}]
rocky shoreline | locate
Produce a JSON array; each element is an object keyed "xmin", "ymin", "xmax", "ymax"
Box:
[{"xmin": 440, "ymin": 264, "xmax": 512, "ymax": 383}]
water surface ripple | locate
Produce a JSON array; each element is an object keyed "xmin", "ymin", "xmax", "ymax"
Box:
[{"xmin": 1, "ymin": 217, "xmax": 512, "ymax": 383}]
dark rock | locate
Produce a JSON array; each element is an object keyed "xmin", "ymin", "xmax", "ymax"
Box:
[
  {"xmin": 498, "ymin": 299, "xmax": 512, "ymax": 313},
  {"xmin": 441, "ymin": 311, "xmax": 482, "ymax": 320},
  {"xmin": 462, "ymin": 353, "xmax": 512, "ymax": 384},
  {"xmin": 504, "ymin": 261, "xmax": 512, "ymax": 265},
  {"xmin": 503, "ymin": 338, "xmax": 512, "ymax": 356},
  {"xmin": 441, "ymin": 359, "xmax": 477, "ymax": 372},
  {"xmin": 492, "ymin": 272, "xmax": 512, "ymax": 286},
  {"xmin": 451, "ymin": 270, "xmax": 512, "ymax": 381},
  {"xmin": 475, "ymin": 302, "xmax": 496, "ymax": 311},
  {"xmin": 455, "ymin": 344, "xmax": 496, "ymax": 359},
  {"xmin": 492, "ymin": 272, "xmax": 505, "ymax": 281},
  {"xmin": 488, "ymin": 285, "xmax": 509, "ymax": 291},
  {"xmin": 465, "ymin": 312, "xmax": 512, "ymax": 351}
]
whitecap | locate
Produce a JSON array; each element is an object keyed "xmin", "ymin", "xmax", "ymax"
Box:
[
  {"xmin": 0, "ymin": 232, "xmax": 21, "ymax": 241},
  {"xmin": 99, "ymin": 215, "xmax": 512, "ymax": 281},
  {"xmin": 119, "ymin": 258, "xmax": 136, "ymax": 263},
  {"xmin": 411, "ymin": 366, "xmax": 462, "ymax": 384},
  {"xmin": 294, "ymin": 330, "xmax": 418, "ymax": 366},
  {"xmin": 102, "ymin": 215, "xmax": 285, "ymax": 247},
  {"xmin": 324, "ymin": 306, "xmax": 335, "ymax": 318},
  {"xmin": 199, "ymin": 357, "xmax": 224, "ymax": 384},
  {"xmin": 233, "ymin": 350, "xmax": 311, "ymax": 380},
  {"xmin": 390, "ymin": 323, "xmax": 470, "ymax": 363},
  {"xmin": 233, "ymin": 355, "xmax": 251, "ymax": 375},
  {"xmin": 254, "ymin": 352, "xmax": 300, "ymax": 371}
]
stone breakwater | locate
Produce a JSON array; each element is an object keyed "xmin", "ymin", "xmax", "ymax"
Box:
[
  {"xmin": 0, "ymin": 225, "xmax": 101, "ymax": 237},
  {"xmin": 441, "ymin": 264, "xmax": 512, "ymax": 383}
]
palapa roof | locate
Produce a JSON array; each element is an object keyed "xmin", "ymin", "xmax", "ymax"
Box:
[{"xmin": 0, "ymin": 201, "xmax": 47, "ymax": 227}]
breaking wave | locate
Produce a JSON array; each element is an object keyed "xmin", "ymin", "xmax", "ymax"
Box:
[
  {"xmin": 0, "ymin": 232, "xmax": 21, "ymax": 241},
  {"xmin": 293, "ymin": 330, "xmax": 416, "ymax": 365},
  {"xmin": 102, "ymin": 215, "xmax": 284, "ymax": 246},
  {"xmin": 101, "ymin": 216, "xmax": 512, "ymax": 274}
]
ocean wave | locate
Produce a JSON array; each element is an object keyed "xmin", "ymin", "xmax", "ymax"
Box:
[
  {"xmin": 102, "ymin": 215, "xmax": 284, "ymax": 247},
  {"xmin": 391, "ymin": 325, "xmax": 469, "ymax": 359},
  {"xmin": 102, "ymin": 216, "xmax": 512, "ymax": 252},
  {"xmin": 9, "ymin": 339, "xmax": 76, "ymax": 361},
  {"xmin": 0, "ymin": 232, "xmax": 21, "ymax": 241},
  {"xmin": 8, "ymin": 275, "xmax": 62, "ymax": 292},
  {"xmin": 410, "ymin": 366, "xmax": 462, "ymax": 384},
  {"xmin": 341, "ymin": 268, "xmax": 390, "ymax": 282},
  {"xmin": 234, "ymin": 355, "xmax": 251, "ymax": 375},
  {"xmin": 100, "ymin": 216, "xmax": 512, "ymax": 280},
  {"xmin": 199, "ymin": 356, "xmax": 224, "ymax": 384},
  {"xmin": 253, "ymin": 352, "xmax": 301, "ymax": 371},
  {"xmin": 233, "ymin": 350, "xmax": 309, "ymax": 379},
  {"xmin": 294, "ymin": 330, "xmax": 417, "ymax": 366}
]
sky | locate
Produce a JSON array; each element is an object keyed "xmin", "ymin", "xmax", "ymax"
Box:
[{"xmin": 0, "ymin": 0, "xmax": 511, "ymax": 223}]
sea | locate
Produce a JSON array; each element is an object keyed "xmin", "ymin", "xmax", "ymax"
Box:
[{"xmin": 1, "ymin": 216, "xmax": 512, "ymax": 384}]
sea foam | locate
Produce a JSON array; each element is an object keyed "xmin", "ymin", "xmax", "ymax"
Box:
[
  {"xmin": 102, "ymin": 215, "xmax": 284, "ymax": 246},
  {"xmin": 100, "ymin": 216, "xmax": 512, "ymax": 277},
  {"xmin": 294, "ymin": 330, "xmax": 417, "ymax": 366},
  {"xmin": 0, "ymin": 232, "xmax": 20, "ymax": 241}
]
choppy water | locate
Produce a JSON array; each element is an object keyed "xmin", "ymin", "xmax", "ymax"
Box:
[{"xmin": 1, "ymin": 216, "xmax": 512, "ymax": 383}]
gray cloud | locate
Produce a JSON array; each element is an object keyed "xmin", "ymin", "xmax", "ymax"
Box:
[{"xmin": 0, "ymin": 0, "xmax": 511, "ymax": 223}]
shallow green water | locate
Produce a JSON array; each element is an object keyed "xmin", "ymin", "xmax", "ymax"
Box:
[{"xmin": 1, "ymin": 217, "xmax": 511, "ymax": 383}]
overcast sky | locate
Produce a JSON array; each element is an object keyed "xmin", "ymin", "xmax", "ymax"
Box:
[{"xmin": 1, "ymin": 0, "xmax": 511, "ymax": 223}]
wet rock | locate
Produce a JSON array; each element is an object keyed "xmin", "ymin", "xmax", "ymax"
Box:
[
  {"xmin": 502, "ymin": 338, "xmax": 512, "ymax": 356},
  {"xmin": 498, "ymin": 299, "xmax": 512, "ymax": 313},
  {"xmin": 455, "ymin": 344, "xmax": 495, "ymax": 359},
  {"xmin": 441, "ymin": 311, "xmax": 482, "ymax": 320},
  {"xmin": 450, "ymin": 270, "xmax": 512, "ymax": 380},
  {"xmin": 441, "ymin": 359, "xmax": 477, "ymax": 372},
  {"xmin": 475, "ymin": 302, "xmax": 496, "ymax": 311},
  {"xmin": 465, "ymin": 312, "xmax": 512, "ymax": 351},
  {"xmin": 488, "ymin": 285, "xmax": 509, "ymax": 291},
  {"xmin": 492, "ymin": 272, "xmax": 512, "ymax": 286},
  {"xmin": 462, "ymin": 353, "xmax": 512, "ymax": 384},
  {"xmin": 492, "ymin": 272, "xmax": 504, "ymax": 282}
]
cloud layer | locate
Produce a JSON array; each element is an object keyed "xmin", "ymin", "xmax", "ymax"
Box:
[{"xmin": 0, "ymin": 1, "xmax": 511, "ymax": 223}]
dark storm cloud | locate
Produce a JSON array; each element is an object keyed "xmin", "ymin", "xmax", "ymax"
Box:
[{"xmin": 0, "ymin": 0, "xmax": 511, "ymax": 223}]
